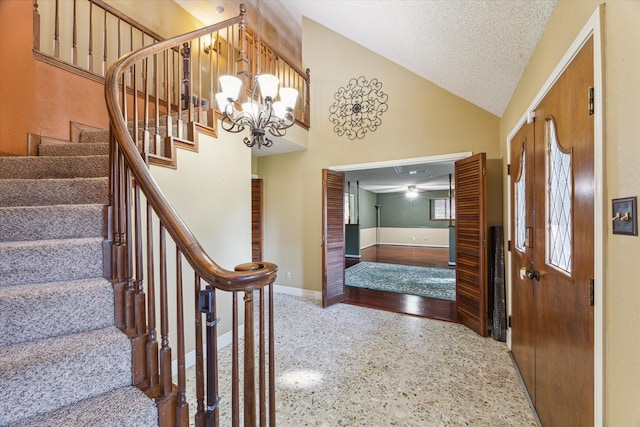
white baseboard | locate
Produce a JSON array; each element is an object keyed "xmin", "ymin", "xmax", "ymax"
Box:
[{"xmin": 274, "ymin": 284, "xmax": 321, "ymax": 302}]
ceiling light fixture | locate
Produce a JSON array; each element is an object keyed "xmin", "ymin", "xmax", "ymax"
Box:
[
  {"xmin": 407, "ymin": 185, "xmax": 418, "ymax": 198},
  {"xmin": 215, "ymin": 1, "xmax": 298, "ymax": 148}
]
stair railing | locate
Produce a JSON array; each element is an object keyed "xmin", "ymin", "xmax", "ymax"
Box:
[{"xmin": 104, "ymin": 6, "xmax": 282, "ymax": 427}]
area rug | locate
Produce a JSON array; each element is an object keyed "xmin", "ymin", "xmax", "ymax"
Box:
[{"xmin": 345, "ymin": 261, "xmax": 456, "ymax": 301}]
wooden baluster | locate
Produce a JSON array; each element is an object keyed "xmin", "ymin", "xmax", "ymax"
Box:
[
  {"xmin": 176, "ymin": 250, "xmax": 189, "ymax": 426},
  {"xmin": 102, "ymin": 9, "xmax": 107, "ymax": 76},
  {"xmin": 154, "ymin": 52, "xmax": 161, "ymax": 155},
  {"xmin": 196, "ymin": 37, "xmax": 202, "ymax": 126},
  {"xmin": 305, "ymin": 68, "xmax": 311, "ymax": 126},
  {"xmin": 159, "ymin": 224, "xmax": 172, "ymax": 396},
  {"xmin": 237, "ymin": 7, "xmax": 249, "ymax": 100},
  {"xmin": 194, "ymin": 275, "xmax": 205, "ymax": 427},
  {"xmin": 143, "ymin": 49, "xmax": 151, "ymax": 162},
  {"xmin": 71, "ymin": 0, "xmax": 77, "ymax": 65},
  {"xmin": 232, "ymin": 291, "xmax": 239, "ymax": 427},
  {"xmin": 124, "ymin": 166, "xmax": 135, "ymax": 333},
  {"xmin": 146, "ymin": 202, "xmax": 159, "ymax": 390},
  {"xmin": 134, "ymin": 184, "xmax": 146, "ymax": 336},
  {"xmin": 33, "ymin": 1, "xmax": 40, "ymax": 51},
  {"xmin": 258, "ymin": 287, "xmax": 266, "ymax": 427},
  {"xmin": 130, "ymin": 180, "xmax": 148, "ymax": 386},
  {"xmin": 244, "ymin": 291, "xmax": 256, "ymax": 426},
  {"xmin": 114, "ymin": 149, "xmax": 128, "ymax": 330},
  {"xmin": 53, "ymin": 0, "xmax": 60, "ymax": 58},
  {"xmin": 88, "ymin": 0, "xmax": 93, "ymax": 72},
  {"xmin": 268, "ymin": 283, "xmax": 275, "ymax": 426},
  {"xmin": 164, "ymin": 49, "xmax": 173, "ymax": 146}
]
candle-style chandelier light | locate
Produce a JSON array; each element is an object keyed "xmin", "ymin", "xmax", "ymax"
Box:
[{"xmin": 215, "ymin": 1, "xmax": 298, "ymax": 148}]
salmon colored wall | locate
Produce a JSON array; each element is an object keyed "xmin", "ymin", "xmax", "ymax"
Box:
[{"xmin": 0, "ymin": 1, "xmax": 108, "ymax": 155}]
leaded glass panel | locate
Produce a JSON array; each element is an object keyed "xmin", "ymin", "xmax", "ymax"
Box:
[
  {"xmin": 515, "ymin": 146, "xmax": 526, "ymax": 251},
  {"xmin": 546, "ymin": 118, "xmax": 572, "ymax": 273}
]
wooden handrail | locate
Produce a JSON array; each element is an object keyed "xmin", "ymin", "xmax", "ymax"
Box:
[
  {"xmin": 104, "ymin": 5, "xmax": 281, "ymax": 426},
  {"xmin": 105, "ymin": 14, "xmax": 278, "ymax": 290}
]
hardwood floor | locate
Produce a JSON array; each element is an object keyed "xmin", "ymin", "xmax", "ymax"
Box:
[{"xmin": 344, "ymin": 245, "xmax": 458, "ymax": 322}]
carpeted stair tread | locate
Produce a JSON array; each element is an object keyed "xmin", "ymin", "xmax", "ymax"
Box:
[
  {"xmin": 0, "ymin": 327, "xmax": 133, "ymax": 426},
  {"xmin": 0, "ymin": 204, "xmax": 104, "ymax": 242},
  {"xmin": 38, "ymin": 141, "xmax": 109, "ymax": 157},
  {"xmin": 0, "ymin": 278, "xmax": 114, "ymax": 347},
  {"xmin": 0, "ymin": 237, "xmax": 103, "ymax": 287},
  {"xmin": 8, "ymin": 386, "xmax": 158, "ymax": 427},
  {"xmin": 0, "ymin": 177, "xmax": 108, "ymax": 206},
  {"xmin": 0, "ymin": 155, "xmax": 108, "ymax": 179}
]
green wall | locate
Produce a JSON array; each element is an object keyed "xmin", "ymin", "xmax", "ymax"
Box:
[{"xmin": 377, "ymin": 190, "xmax": 451, "ymax": 228}]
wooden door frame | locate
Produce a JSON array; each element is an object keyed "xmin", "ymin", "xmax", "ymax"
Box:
[
  {"xmin": 327, "ymin": 152, "xmax": 472, "ymax": 306},
  {"xmin": 505, "ymin": 5, "xmax": 604, "ymax": 423}
]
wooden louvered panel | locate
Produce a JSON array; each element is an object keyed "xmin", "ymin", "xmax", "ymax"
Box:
[
  {"xmin": 455, "ymin": 153, "xmax": 488, "ymax": 336},
  {"xmin": 322, "ymin": 169, "xmax": 346, "ymax": 307},
  {"xmin": 251, "ymin": 179, "xmax": 263, "ymax": 262}
]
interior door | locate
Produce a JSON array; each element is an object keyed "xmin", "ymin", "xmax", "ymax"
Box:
[
  {"xmin": 509, "ymin": 122, "xmax": 536, "ymax": 399},
  {"xmin": 510, "ymin": 37, "xmax": 594, "ymax": 426},
  {"xmin": 532, "ymin": 37, "xmax": 594, "ymax": 427},
  {"xmin": 454, "ymin": 153, "xmax": 488, "ymax": 336},
  {"xmin": 322, "ymin": 169, "xmax": 346, "ymax": 307}
]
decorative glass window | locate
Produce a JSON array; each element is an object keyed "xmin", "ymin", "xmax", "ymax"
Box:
[
  {"xmin": 430, "ymin": 198, "xmax": 455, "ymax": 221},
  {"xmin": 546, "ymin": 118, "xmax": 572, "ymax": 273},
  {"xmin": 515, "ymin": 145, "xmax": 527, "ymax": 252}
]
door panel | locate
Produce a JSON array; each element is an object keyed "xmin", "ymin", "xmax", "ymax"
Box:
[
  {"xmin": 322, "ymin": 169, "xmax": 346, "ymax": 307},
  {"xmin": 533, "ymin": 37, "xmax": 594, "ymax": 427},
  {"xmin": 455, "ymin": 153, "xmax": 487, "ymax": 336},
  {"xmin": 509, "ymin": 122, "xmax": 536, "ymax": 401},
  {"xmin": 509, "ymin": 37, "xmax": 594, "ymax": 426}
]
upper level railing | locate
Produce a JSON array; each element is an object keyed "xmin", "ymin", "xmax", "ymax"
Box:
[
  {"xmin": 33, "ymin": 0, "xmax": 310, "ymax": 145},
  {"xmin": 103, "ymin": 6, "xmax": 280, "ymax": 427}
]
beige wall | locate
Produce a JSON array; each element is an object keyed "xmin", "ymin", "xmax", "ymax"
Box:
[
  {"xmin": 150, "ymin": 128, "xmax": 253, "ymax": 354},
  {"xmin": 257, "ymin": 18, "xmax": 500, "ymax": 291},
  {"xmin": 500, "ymin": 0, "xmax": 640, "ymax": 424}
]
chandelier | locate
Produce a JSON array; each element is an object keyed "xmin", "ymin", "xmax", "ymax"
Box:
[
  {"xmin": 215, "ymin": 74, "xmax": 298, "ymax": 148},
  {"xmin": 215, "ymin": 1, "xmax": 298, "ymax": 148}
]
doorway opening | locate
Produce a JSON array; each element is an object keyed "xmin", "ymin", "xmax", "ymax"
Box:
[{"xmin": 330, "ymin": 152, "xmax": 470, "ymax": 321}]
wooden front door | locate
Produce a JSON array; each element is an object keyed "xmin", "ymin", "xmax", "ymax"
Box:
[
  {"xmin": 322, "ymin": 169, "xmax": 346, "ymax": 307},
  {"xmin": 455, "ymin": 153, "xmax": 488, "ymax": 336},
  {"xmin": 510, "ymin": 37, "xmax": 594, "ymax": 426}
]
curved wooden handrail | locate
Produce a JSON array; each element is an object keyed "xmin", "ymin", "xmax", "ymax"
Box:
[{"xmin": 105, "ymin": 9, "xmax": 277, "ymax": 292}]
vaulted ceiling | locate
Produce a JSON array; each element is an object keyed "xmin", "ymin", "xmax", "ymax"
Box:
[
  {"xmin": 176, "ymin": 0, "xmax": 557, "ymax": 117},
  {"xmin": 175, "ymin": 0, "xmax": 557, "ymax": 191}
]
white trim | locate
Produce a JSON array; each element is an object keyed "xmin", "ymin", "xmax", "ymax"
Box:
[
  {"xmin": 504, "ymin": 5, "xmax": 604, "ymax": 425},
  {"xmin": 329, "ymin": 152, "xmax": 473, "ymax": 172},
  {"xmin": 274, "ymin": 284, "xmax": 322, "ymax": 302}
]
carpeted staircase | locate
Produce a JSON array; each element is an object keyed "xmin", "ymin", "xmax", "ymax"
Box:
[{"xmin": 0, "ymin": 133, "xmax": 158, "ymax": 426}]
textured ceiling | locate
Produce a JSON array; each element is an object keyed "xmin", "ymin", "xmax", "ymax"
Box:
[
  {"xmin": 175, "ymin": 0, "xmax": 557, "ymax": 190},
  {"xmin": 279, "ymin": 0, "xmax": 556, "ymax": 117}
]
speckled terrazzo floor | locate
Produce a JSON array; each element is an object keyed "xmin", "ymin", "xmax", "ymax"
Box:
[{"xmin": 181, "ymin": 293, "xmax": 537, "ymax": 426}]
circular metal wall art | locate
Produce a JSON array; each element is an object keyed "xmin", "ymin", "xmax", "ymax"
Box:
[{"xmin": 329, "ymin": 76, "xmax": 388, "ymax": 140}]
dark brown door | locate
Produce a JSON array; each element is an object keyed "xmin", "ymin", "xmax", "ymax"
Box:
[
  {"xmin": 509, "ymin": 122, "xmax": 536, "ymax": 399},
  {"xmin": 454, "ymin": 153, "xmax": 487, "ymax": 336},
  {"xmin": 510, "ymin": 37, "xmax": 594, "ymax": 426},
  {"xmin": 251, "ymin": 178, "xmax": 263, "ymax": 262},
  {"xmin": 532, "ymin": 37, "xmax": 594, "ymax": 427},
  {"xmin": 322, "ymin": 169, "xmax": 346, "ymax": 307}
]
